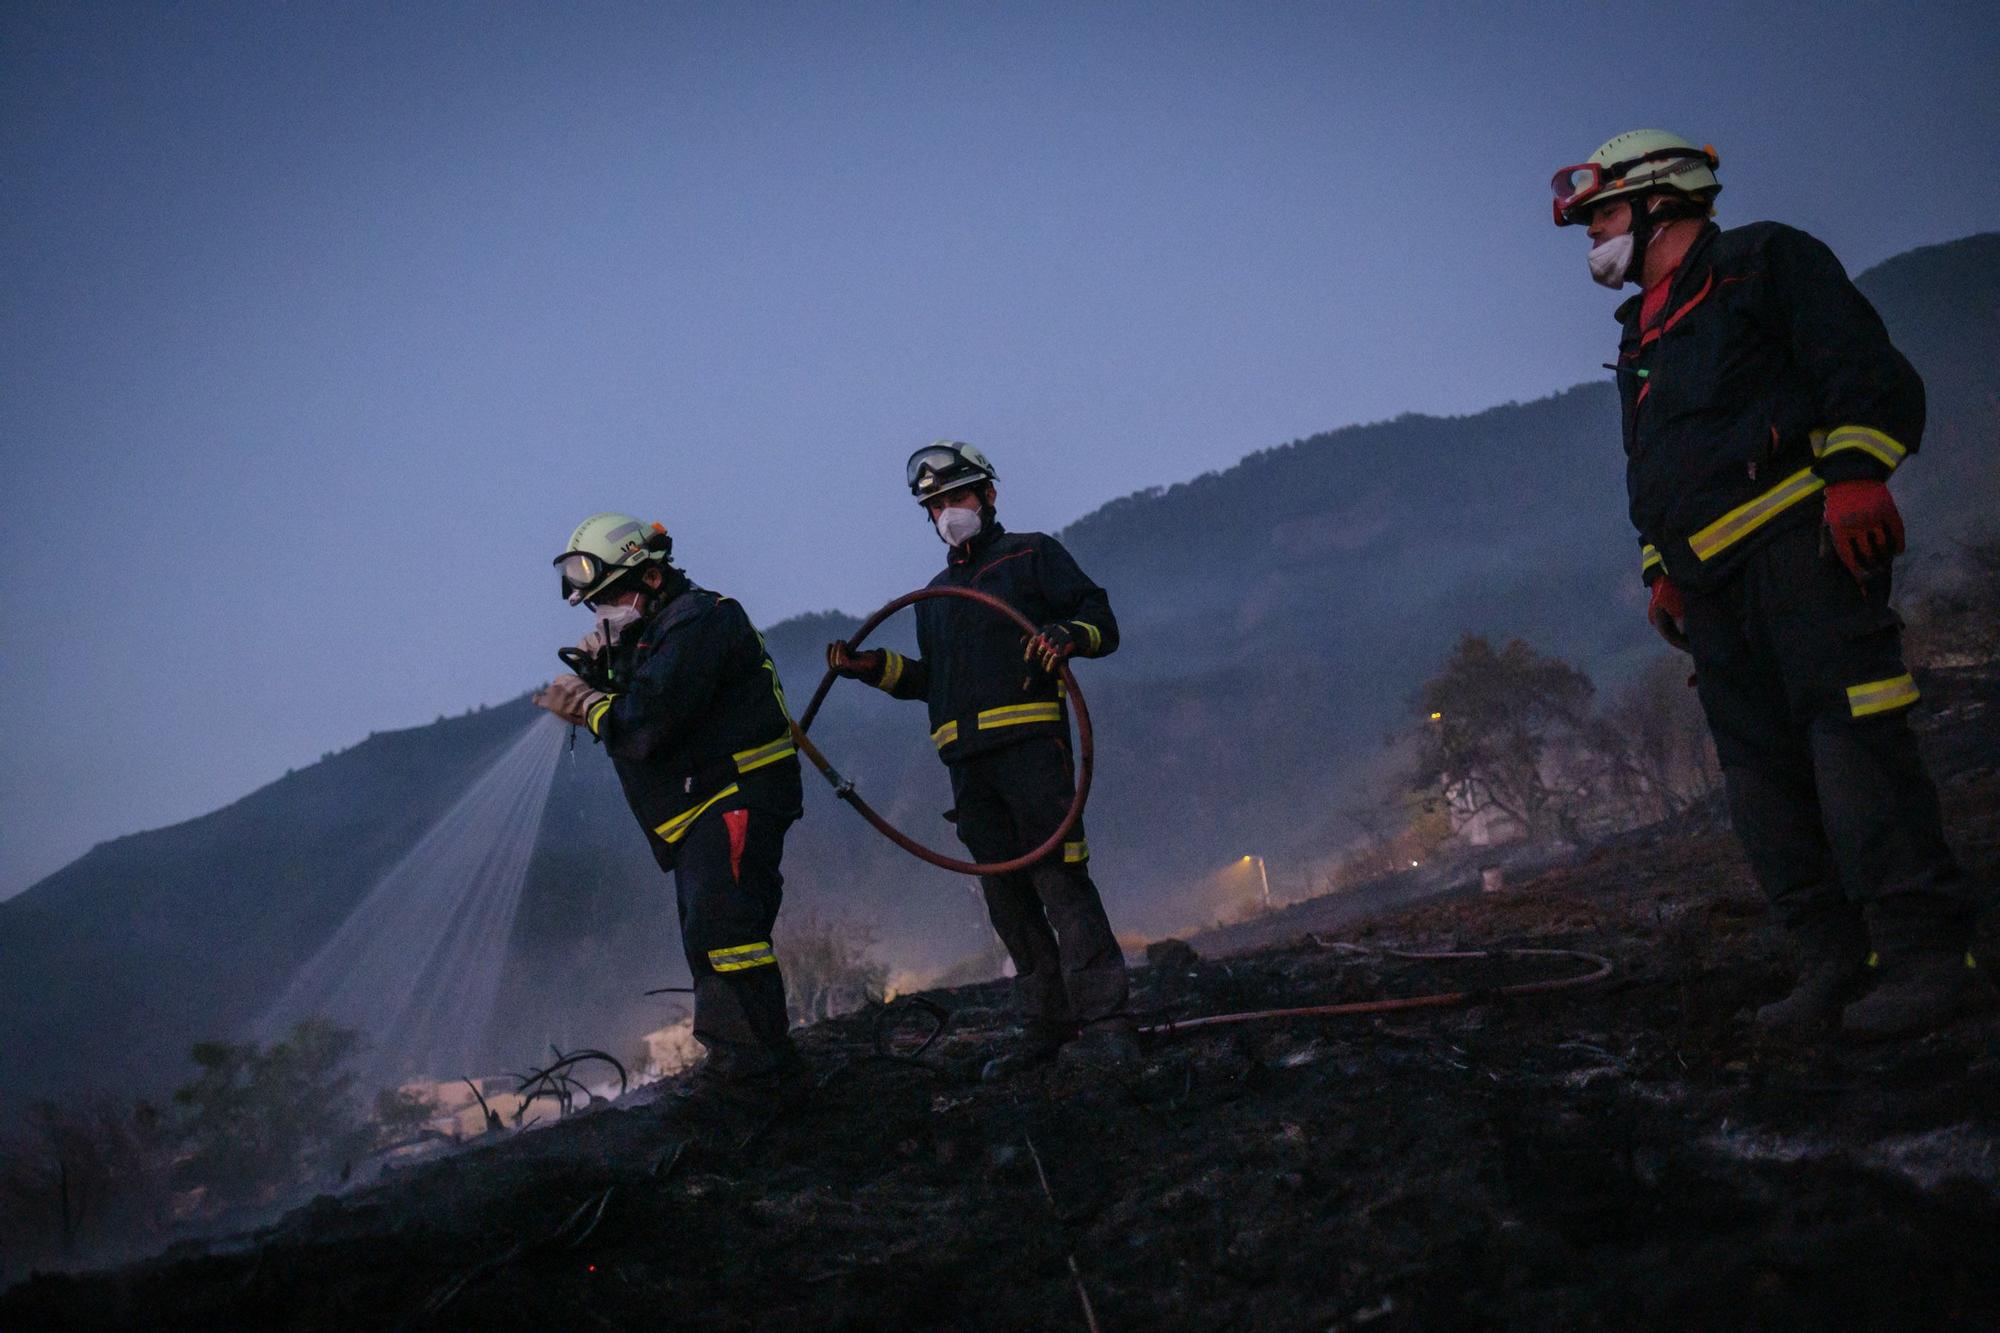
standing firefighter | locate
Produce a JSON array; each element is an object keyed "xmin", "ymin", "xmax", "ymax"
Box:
[
  {"xmin": 533, "ymin": 513, "xmax": 809, "ymax": 1103},
  {"xmin": 827, "ymin": 442, "xmax": 1139, "ymax": 1079},
  {"xmin": 1552, "ymin": 130, "xmax": 1990, "ymax": 1037}
]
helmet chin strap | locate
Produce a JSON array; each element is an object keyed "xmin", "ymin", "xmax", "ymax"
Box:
[{"xmin": 1627, "ymin": 192, "xmax": 1705, "ymax": 286}]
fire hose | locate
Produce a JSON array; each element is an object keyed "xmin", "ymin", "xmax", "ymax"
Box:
[
  {"xmin": 1136, "ymin": 945, "xmax": 1615, "ymax": 1036},
  {"xmin": 788, "ymin": 584, "xmax": 1092, "ymax": 877}
]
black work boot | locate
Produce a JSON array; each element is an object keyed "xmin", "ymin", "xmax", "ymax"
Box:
[
  {"xmin": 1754, "ymin": 906, "xmax": 1869, "ymax": 1035},
  {"xmin": 1062, "ymin": 1015, "xmax": 1142, "ymax": 1067},
  {"xmin": 980, "ymin": 1025, "xmax": 1068, "ymax": 1083},
  {"xmin": 1843, "ymin": 900, "xmax": 1994, "ymax": 1040},
  {"xmin": 1842, "ymin": 951, "xmax": 1993, "ymax": 1040},
  {"xmin": 668, "ymin": 1050, "xmax": 813, "ymax": 1125}
]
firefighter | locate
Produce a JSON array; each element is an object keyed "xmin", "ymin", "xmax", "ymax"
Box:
[
  {"xmin": 826, "ymin": 442, "xmax": 1138, "ymax": 1078},
  {"xmin": 534, "ymin": 512, "xmax": 809, "ymax": 1103},
  {"xmin": 1552, "ymin": 130, "xmax": 1990, "ymax": 1037}
]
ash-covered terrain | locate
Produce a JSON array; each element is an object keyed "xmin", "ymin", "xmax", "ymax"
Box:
[{"xmin": 7, "ymin": 664, "xmax": 1995, "ymax": 1331}]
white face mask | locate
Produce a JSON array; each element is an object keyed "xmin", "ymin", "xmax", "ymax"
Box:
[
  {"xmin": 1588, "ymin": 232, "xmax": 1635, "ymax": 288},
  {"xmin": 934, "ymin": 504, "xmax": 984, "ymax": 547},
  {"xmin": 593, "ymin": 602, "xmax": 644, "ymax": 640}
]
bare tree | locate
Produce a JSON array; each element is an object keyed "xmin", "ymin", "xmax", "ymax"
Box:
[
  {"xmin": 776, "ymin": 911, "xmax": 888, "ymax": 1025},
  {"xmin": 1593, "ymin": 655, "xmax": 1721, "ymax": 823},
  {"xmin": 0, "ymin": 1097, "xmax": 175, "ymax": 1277}
]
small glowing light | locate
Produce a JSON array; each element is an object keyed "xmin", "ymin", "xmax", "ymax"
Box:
[
  {"xmin": 1429, "ymin": 712, "xmax": 1443, "ymax": 721},
  {"xmin": 1410, "ymin": 860, "xmax": 1420, "ymax": 867}
]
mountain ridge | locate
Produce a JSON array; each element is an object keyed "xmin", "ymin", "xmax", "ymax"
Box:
[{"xmin": 4, "ymin": 230, "xmax": 1993, "ymax": 1103}]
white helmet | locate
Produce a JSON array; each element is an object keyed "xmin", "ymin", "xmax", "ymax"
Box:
[
  {"xmin": 1552, "ymin": 129, "xmax": 1719, "ymax": 227},
  {"xmin": 905, "ymin": 440, "xmax": 998, "ymax": 503},
  {"xmin": 552, "ymin": 512, "xmax": 672, "ymax": 605}
]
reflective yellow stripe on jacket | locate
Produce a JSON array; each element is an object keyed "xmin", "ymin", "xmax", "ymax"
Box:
[
  {"xmin": 1816, "ymin": 424, "xmax": 1908, "ymax": 473},
  {"xmin": 649, "ymin": 735, "xmax": 794, "ymax": 845},
  {"xmin": 877, "ymin": 649, "xmax": 906, "ymax": 693},
  {"xmin": 654, "ymin": 783, "xmax": 740, "ymax": 844},
  {"xmin": 931, "ymin": 701, "xmax": 1065, "ymax": 750},
  {"xmin": 1688, "ymin": 467, "xmax": 1825, "ymax": 562},
  {"xmin": 1640, "ymin": 544, "xmax": 1664, "ymax": 580},
  {"xmin": 732, "ymin": 734, "xmax": 796, "ymax": 775},
  {"xmin": 1846, "ymin": 674, "xmax": 1920, "ymax": 719},
  {"xmin": 1063, "ymin": 839, "xmax": 1089, "ymax": 864}
]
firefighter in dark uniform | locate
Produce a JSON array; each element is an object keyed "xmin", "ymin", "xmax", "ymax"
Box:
[
  {"xmin": 1552, "ymin": 130, "xmax": 1990, "ymax": 1037},
  {"xmin": 826, "ymin": 443, "xmax": 1138, "ymax": 1078},
  {"xmin": 534, "ymin": 512, "xmax": 808, "ymax": 1097}
]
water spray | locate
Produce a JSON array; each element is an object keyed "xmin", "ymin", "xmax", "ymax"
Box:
[{"xmin": 258, "ymin": 714, "xmax": 566, "ymax": 1083}]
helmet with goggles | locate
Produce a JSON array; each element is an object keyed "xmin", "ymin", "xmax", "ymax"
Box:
[
  {"xmin": 906, "ymin": 440, "xmax": 998, "ymax": 504},
  {"xmin": 1551, "ymin": 129, "xmax": 1719, "ymax": 227},
  {"xmin": 553, "ymin": 512, "xmax": 672, "ymax": 605}
]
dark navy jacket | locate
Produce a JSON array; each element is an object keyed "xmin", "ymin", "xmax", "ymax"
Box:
[
  {"xmin": 873, "ymin": 523, "xmax": 1117, "ymax": 765},
  {"xmin": 585, "ymin": 578, "xmax": 801, "ymax": 865},
  {"xmin": 1614, "ymin": 221, "xmax": 1925, "ymax": 591}
]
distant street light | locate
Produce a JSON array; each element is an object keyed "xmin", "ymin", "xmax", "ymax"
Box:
[{"xmin": 1243, "ymin": 854, "xmax": 1272, "ymax": 910}]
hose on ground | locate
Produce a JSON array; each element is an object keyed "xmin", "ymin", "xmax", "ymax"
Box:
[{"xmin": 1137, "ymin": 946, "xmax": 1614, "ymax": 1036}]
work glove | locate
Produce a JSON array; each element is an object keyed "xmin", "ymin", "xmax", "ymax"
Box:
[
  {"xmin": 1647, "ymin": 576, "xmax": 1690, "ymax": 652},
  {"xmin": 1023, "ymin": 622, "xmax": 1081, "ymax": 674},
  {"xmin": 1822, "ymin": 479, "xmax": 1905, "ymax": 583},
  {"xmin": 825, "ymin": 640, "xmax": 887, "ymax": 684},
  {"xmin": 533, "ymin": 673, "xmax": 607, "ymax": 726}
]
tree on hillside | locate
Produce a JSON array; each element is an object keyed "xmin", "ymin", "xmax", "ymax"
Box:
[
  {"xmin": 1594, "ymin": 656, "xmax": 1721, "ymax": 823},
  {"xmin": 172, "ymin": 1018, "xmax": 369, "ymax": 1208},
  {"xmin": 0, "ymin": 1097, "xmax": 174, "ymax": 1275},
  {"xmin": 1411, "ymin": 634, "xmax": 1599, "ymax": 845}
]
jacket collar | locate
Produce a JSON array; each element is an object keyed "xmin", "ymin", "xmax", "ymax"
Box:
[{"xmin": 947, "ymin": 519, "xmax": 1005, "ymax": 566}]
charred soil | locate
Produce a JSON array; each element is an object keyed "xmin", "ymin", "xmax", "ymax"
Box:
[{"xmin": 7, "ymin": 667, "xmax": 1999, "ymax": 1331}]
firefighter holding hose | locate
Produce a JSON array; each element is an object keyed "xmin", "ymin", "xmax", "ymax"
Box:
[
  {"xmin": 1552, "ymin": 131, "xmax": 1990, "ymax": 1037},
  {"xmin": 827, "ymin": 442, "xmax": 1139, "ymax": 1079},
  {"xmin": 534, "ymin": 513, "xmax": 810, "ymax": 1108}
]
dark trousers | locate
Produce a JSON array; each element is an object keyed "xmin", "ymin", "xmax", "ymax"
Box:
[
  {"xmin": 949, "ymin": 735, "xmax": 1128, "ymax": 1031},
  {"xmin": 670, "ymin": 805, "xmax": 799, "ymax": 1076},
  {"xmin": 1682, "ymin": 521, "xmax": 1969, "ymax": 948}
]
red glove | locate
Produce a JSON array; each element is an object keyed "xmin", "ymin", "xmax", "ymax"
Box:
[
  {"xmin": 1822, "ymin": 480, "xmax": 1905, "ymax": 581},
  {"xmin": 1647, "ymin": 576, "xmax": 1689, "ymax": 651}
]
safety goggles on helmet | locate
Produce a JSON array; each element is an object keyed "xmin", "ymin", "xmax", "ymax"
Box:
[
  {"xmin": 1550, "ymin": 146, "xmax": 1716, "ymax": 226},
  {"xmin": 906, "ymin": 442, "xmax": 993, "ymax": 502},
  {"xmin": 555, "ymin": 551, "xmax": 636, "ymax": 606},
  {"xmin": 557, "ymin": 552, "xmax": 609, "ymax": 595}
]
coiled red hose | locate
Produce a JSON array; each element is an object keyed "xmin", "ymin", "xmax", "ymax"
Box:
[{"xmin": 790, "ymin": 585, "xmax": 1093, "ymax": 878}]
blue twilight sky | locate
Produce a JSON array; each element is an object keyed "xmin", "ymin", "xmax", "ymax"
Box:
[{"xmin": 3, "ymin": 1, "xmax": 1997, "ymax": 897}]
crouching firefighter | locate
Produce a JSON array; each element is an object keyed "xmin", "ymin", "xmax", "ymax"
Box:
[
  {"xmin": 827, "ymin": 442, "xmax": 1138, "ymax": 1080},
  {"xmin": 1552, "ymin": 130, "xmax": 1992, "ymax": 1038},
  {"xmin": 533, "ymin": 512, "xmax": 809, "ymax": 1101}
]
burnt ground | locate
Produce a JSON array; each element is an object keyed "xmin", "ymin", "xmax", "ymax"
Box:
[{"xmin": 7, "ymin": 665, "xmax": 1999, "ymax": 1332}]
